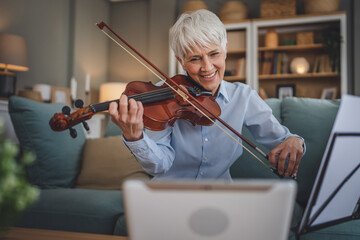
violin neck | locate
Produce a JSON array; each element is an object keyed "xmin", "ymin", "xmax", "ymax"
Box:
[{"xmin": 89, "ymin": 88, "xmax": 175, "ymax": 113}]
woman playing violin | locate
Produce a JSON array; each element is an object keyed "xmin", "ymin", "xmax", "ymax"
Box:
[{"xmin": 109, "ymin": 9, "xmax": 305, "ymax": 179}]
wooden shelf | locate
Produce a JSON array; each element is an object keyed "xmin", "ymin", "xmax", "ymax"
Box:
[
  {"xmin": 258, "ymin": 44, "xmax": 324, "ymax": 52},
  {"xmin": 227, "ymin": 49, "xmax": 246, "ymax": 55},
  {"xmin": 259, "ymin": 72, "xmax": 339, "ymax": 80},
  {"xmin": 224, "ymin": 76, "xmax": 246, "ymax": 82}
]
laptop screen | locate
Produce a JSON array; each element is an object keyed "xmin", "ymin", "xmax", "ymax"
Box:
[{"xmin": 123, "ymin": 179, "xmax": 296, "ymax": 240}]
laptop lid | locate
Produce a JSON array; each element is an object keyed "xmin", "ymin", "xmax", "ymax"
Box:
[{"xmin": 123, "ymin": 179, "xmax": 297, "ymax": 240}]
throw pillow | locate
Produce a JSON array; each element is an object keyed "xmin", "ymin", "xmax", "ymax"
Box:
[
  {"xmin": 8, "ymin": 96, "xmax": 86, "ymax": 188},
  {"xmin": 104, "ymin": 119, "xmax": 123, "ymax": 137},
  {"xmin": 75, "ymin": 135, "xmax": 149, "ymax": 190}
]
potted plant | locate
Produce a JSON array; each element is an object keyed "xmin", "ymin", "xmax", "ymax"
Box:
[
  {"xmin": 321, "ymin": 25, "xmax": 342, "ymax": 73},
  {"xmin": 0, "ymin": 121, "xmax": 39, "ymax": 236}
]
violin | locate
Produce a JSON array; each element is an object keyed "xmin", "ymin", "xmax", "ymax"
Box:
[
  {"xmin": 49, "ymin": 21, "xmax": 289, "ymax": 178},
  {"xmin": 49, "ymin": 74, "xmax": 221, "ymax": 137}
]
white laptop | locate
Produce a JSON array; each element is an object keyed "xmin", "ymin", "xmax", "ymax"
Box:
[{"xmin": 123, "ymin": 179, "xmax": 297, "ymax": 240}]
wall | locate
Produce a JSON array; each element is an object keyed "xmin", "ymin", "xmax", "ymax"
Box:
[
  {"xmin": 0, "ymin": 0, "xmax": 71, "ymax": 90},
  {"xmin": 0, "ymin": 0, "xmax": 110, "ymax": 102},
  {"xmin": 1, "ymin": 0, "xmax": 358, "ymax": 97},
  {"xmin": 72, "ymin": 0, "xmax": 110, "ymax": 101},
  {"xmin": 108, "ymin": 0, "xmax": 150, "ymax": 83},
  {"xmin": 108, "ymin": 0, "xmax": 176, "ymax": 84}
]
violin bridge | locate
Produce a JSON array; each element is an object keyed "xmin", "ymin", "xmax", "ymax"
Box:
[{"xmin": 177, "ymin": 87, "xmax": 189, "ymax": 101}]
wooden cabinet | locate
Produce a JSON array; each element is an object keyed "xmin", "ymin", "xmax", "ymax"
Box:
[
  {"xmin": 168, "ymin": 12, "xmax": 347, "ymax": 99},
  {"xmin": 252, "ymin": 12, "xmax": 347, "ymax": 99},
  {"xmin": 223, "ymin": 21, "xmax": 252, "ymax": 86}
]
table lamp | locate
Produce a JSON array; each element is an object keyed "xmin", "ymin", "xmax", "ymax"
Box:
[
  {"xmin": 0, "ymin": 33, "xmax": 29, "ymax": 98},
  {"xmin": 290, "ymin": 57, "xmax": 309, "ymax": 74},
  {"xmin": 99, "ymin": 82, "xmax": 127, "ymax": 102}
]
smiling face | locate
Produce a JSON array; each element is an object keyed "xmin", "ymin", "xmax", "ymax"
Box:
[{"xmin": 178, "ymin": 43, "xmax": 227, "ymax": 96}]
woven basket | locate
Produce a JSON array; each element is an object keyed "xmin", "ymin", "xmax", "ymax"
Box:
[
  {"xmin": 182, "ymin": 0, "xmax": 208, "ymax": 13},
  {"xmin": 219, "ymin": 1, "xmax": 248, "ymax": 23},
  {"xmin": 261, "ymin": 0, "xmax": 296, "ymax": 18},
  {"xmin": 303, "ymin": 0, "xmax": 341, "ymax": 14},
  {"xmin": 296, "ymin": 32, "xmax": 314, "ymax": 45}
]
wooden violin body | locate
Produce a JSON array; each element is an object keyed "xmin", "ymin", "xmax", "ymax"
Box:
[
  {"xmin": 49, "ymin": 75, "xmax": 221, "ymax": 134},
  {"xmin": 127, "ymin": 75, "xmax": 221, "ymax": 130}
]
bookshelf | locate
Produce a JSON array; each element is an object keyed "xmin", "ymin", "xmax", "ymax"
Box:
[
  {"xmin": 252, "ymin": 12, "xmax": 347, "ymax": 99},
  {"xmin": 169, "ymin": 12, "xmax": 347, "ymax": 99}
]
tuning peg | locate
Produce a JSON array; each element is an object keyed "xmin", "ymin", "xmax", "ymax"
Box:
[
  {"xmin": 74, "ymin": 99, "xmax": 84, "ymax": 108},
  {"xmin": 69, "ymin": 127, "xmax": 77, "ymax": 138},
  {"xmin": 82, "ymin": 121, "xmax": 90, "ymax": 131},
  {"xmin": 62, "ymin": 106, "xmax": 71, "ymax": 116}
]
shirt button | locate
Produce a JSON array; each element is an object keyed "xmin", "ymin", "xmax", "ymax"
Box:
[
  {"xmin": 204, "ymin": 157, "xmax": 208, "ymax": 161},
  {"xmin": 204, "ymin": 138, "xmax": 208, "ymax": 142},
  {"xmin": 200, "ymin": 171, "xmax": 204, "ymax": 175}
]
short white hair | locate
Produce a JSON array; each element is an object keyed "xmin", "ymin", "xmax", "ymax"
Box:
[{"xmin": 169, "ymin": 9, "xmax": 227, "ymax": 62}]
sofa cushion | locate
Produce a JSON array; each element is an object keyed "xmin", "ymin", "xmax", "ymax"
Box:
[
  {"xmin": 264, "ymin": 98, "xmax": 282, "ymax": 122},
  {"xmin": 8, "ymin": 96, "xmax": 86, "ymax": 188},
  {"xmin": 104, "ymin": 120, "xmax": 123, "ymax": 137},
  {"xmin": 15, "ymin": 188, "xmax": 124, "ymax": 235},
  {"xmin": 75, "ymin": 135, "xmax": 149, "ymax": 190},
  {"xmin": 281, "ymin": 97, "xmax": 340, "ymax": 207},
  {"xmin": 295, "ymin": 219, "xmax": 360, "ymax": 240}
]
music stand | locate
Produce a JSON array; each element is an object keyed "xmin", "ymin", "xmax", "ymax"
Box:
[{"xmin": 295, "ymin": 132, "xmax": 360, "ymax": 239}]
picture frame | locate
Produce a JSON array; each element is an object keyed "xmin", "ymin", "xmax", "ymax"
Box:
[
  {"xmin": 51, "ymin": 86, "xmax": 71, "ymax": 106},
  {"xmin": 276, "ymin": 84, "xmax": 295, "ymax": 100},
  {"xmin": 321, "ymin": 87, "xmax": 337, "ymax": 99}
]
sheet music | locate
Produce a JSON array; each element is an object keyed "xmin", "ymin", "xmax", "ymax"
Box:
[
  {"xmin": 311, "ymin": 136, "xmax": 360, "ymax": 225},
  {"xmin": 299, "ymin": 95, "xmax": 360, "ymax": 231}
]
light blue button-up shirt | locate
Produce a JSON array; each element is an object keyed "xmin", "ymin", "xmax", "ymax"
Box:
[{"xmin": 124, "ymin": 80, "xmax": 302, "ymax": 180}]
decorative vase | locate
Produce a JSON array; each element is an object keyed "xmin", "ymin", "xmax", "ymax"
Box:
[{"xmin": 265, "ymin": 29, "xmax": 278, "ymax": 48}]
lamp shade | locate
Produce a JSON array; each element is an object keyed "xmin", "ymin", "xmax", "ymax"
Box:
[
  {"xmin": 99, "ymin": 82, "xmax": 127, "ymax": 102},
  {"xmin": 0, "ymin": 33, "xmax": 29, "ymax": 72}
]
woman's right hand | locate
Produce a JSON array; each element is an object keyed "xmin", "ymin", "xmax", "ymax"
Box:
[{"xmin": 108, "ymin": 94, "xmax": 144, "ymax": 141}]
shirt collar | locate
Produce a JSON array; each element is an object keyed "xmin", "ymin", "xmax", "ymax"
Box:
[{"xmin": 216, "ymin": 80, "xmax": 230, "ymax": 103}]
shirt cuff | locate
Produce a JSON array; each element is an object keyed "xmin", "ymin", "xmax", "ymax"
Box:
[{"xmin": 122, "ymin": 131, "xmax": 151, "ymax": 155}]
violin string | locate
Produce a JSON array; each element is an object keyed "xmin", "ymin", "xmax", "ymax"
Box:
[
  {"xmin": 94, "ymin": 88, "xmax": 173, "ymax": 110},
  {"xmin": 130, "ymin": 88, "xmax": 173, "ymax": 101},
  {"xmin": 100, "ymin": 28, "xmax": 273, "ymax": 171}
]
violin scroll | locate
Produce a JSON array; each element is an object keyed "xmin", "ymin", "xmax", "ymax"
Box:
[{"xmin": 49, "ymin": 99, "xmax": 94, "ymax": 138}]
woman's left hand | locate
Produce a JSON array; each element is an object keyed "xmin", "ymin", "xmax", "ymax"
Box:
[{"xmin": 268, "ymin": 136, "xmax": 304, "ymax": 177}]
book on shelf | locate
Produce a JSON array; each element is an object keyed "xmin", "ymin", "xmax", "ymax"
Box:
[
  {"xmin": 313, "ymin": 54, "xmax": 333, "ymax": 73},
  {"xmin": 235, "ymin": 57, "xmax": 246, "ymax": 77},
  {"xmin": 260, "ymin": 51, "xmax": 274, "ymax": 75},
  {"xmin": 260, "ymin": 52, "xmax": 289, "ymax": 75}
]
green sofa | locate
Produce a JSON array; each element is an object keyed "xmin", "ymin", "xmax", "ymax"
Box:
[{"xmin": 7, "ymin": 96, "xmax": 360, "ymax": 239}]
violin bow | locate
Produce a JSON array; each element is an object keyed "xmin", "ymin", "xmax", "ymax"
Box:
[{"xmin": 96, "ymin": 21, "xmax": 288, "ymax": 178}]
